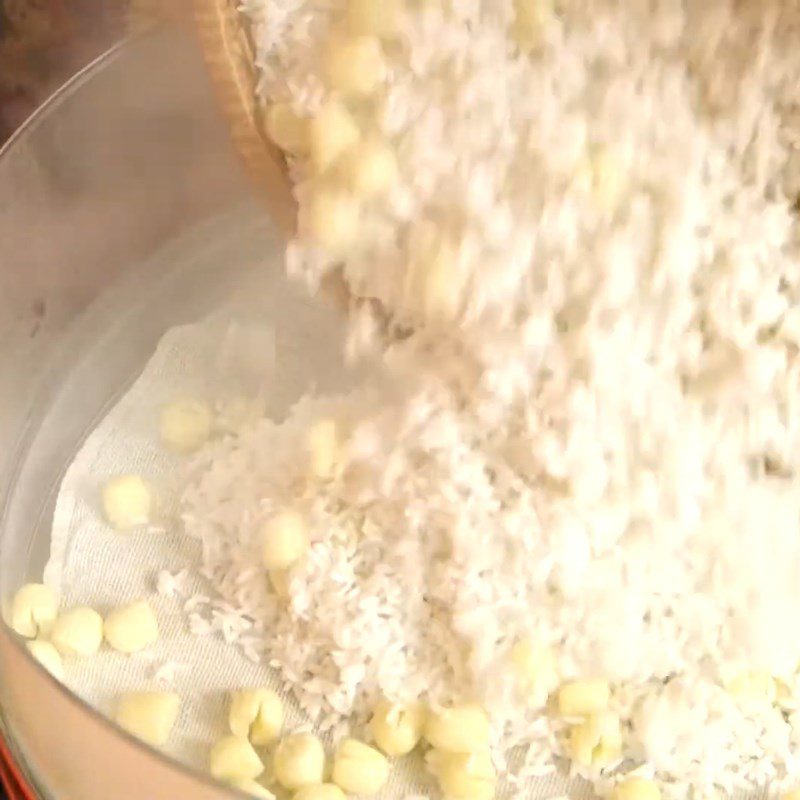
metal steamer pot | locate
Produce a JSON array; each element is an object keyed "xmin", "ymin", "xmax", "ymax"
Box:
[{"xmin": 0, "ymin": 26, "xmax": 277, "ymax": 800}]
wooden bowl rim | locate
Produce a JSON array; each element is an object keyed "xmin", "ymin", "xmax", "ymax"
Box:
[{"xmin": 191, "ymin": 0, "xmax": 295, "ymax": 233}]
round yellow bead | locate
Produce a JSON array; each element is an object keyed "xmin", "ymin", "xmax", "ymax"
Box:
[
  {"xmin": 424, "ymin": 703, "xmax": 490, "ymax": 753},
  {"xmin": 331, "ymin": 738, "xmax": 389, "ymax": 796},
  {"xmin": 273, "ymin": 733, "xmax": 326, "ymax": 790}
]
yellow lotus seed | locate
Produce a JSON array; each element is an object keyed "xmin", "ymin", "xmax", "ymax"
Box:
[
  {"xmin": 267, "ymin": 104, "xmax": 310, "ymax": 155},
  {"xmin": 725, "ymin": 671, "xmax": 777, "ymax": 705},
  {"xmin": 424, "ymin": 703, "xmax": 490, "ymax": 753},
  {"xmin": 370, "ymin": 699, "xmax": 426, "ymax": 755},
  {"xmin": 512, "ymin": 0, "xmax": 554, "ymax": 51},
  {"xmin": 104, "ymin": 600, "xmax": 159, "ymax": 654},
  {"xmin": 612, "ymin": 778, "xmax": 662, "ymax": 800},
  {"xmin": 102, "ymin": 475, "xmax": 152, "ymax": 531},
  {"xmin": 307, "ymin": 418, "xmax": 339, "ymax": 480},
  {"xmin": 569, "ymin": 711, "xmax": 622, "ymax": 767},
  {"xmin": 26, "ymin": 640, "xmax": 64, "ymax": 680},
  {"xmin": 347, "ymin": 0, "xmax": 404, "ymax": 37},
  {"xmin": 557, "ymin": 679, "xmax": 610, "ymax": 716},
  {"xmin": 434, "ymin": 750, "xmax": 496, "ymax": 800},
  {"xmin": 229, "ymin": 688, "xmax": 284, "ymax": 746},
  {"xmin": 406, "ymin": 228, "xmax": 462, "ymax": 323},
  {"xmin": 294, "ymin": 784, "xmax": 347, "ymax": 800},
  {"xmin": 51, "ymin": 606, "xmax": 104, "ymax": 657},
  {"xmin": 115, "ymin": 691, "xmax": 180, "ymax": 747},
  {"xmin": 509, "ymin": 637, "xmax": 558, "ymax": 707},
  {"xmin": 9, "ymin": 583, "xmax": 57, "ymax": 638},
  {"xmin": 261, "ymin": 509, "xmax": 309, "ymax": 571},
  {"xmin": 590, "ymin": 146, "xmax": 625, "ymax": 212},
  {"xmin": 307, "ymin": 187, "xmax": 361, "ymax": 253},
  {"xmin": 160, "ymin": 397, "xmax": 213, "ymax": 454},
  {"xmin": 229, "ymin": 779, "xmax": 276, "ymax": 799},
  {"xmin": 342, "ymin": 138, "xmax": 398, "ymax": 198},
  {"xmin": 324, "ymin": 35, "xmax": 385, "ymax": 96},
  {"xmin": 269, "ymin": 569, "xmax": 292, "ymax": 598},
  {"xmin": 210, "ymin": 735, "xmax": 265, "ymax": 781},
  {"xmin": 273, "ymin": 732, "xmax": 326, "ymax": 790},
  {"xmin": 331, "ymin": 738, "xmax": 389, "ymax": 796},
  {"xmin": 310, "ymin": 101, "xmax": 361, "ymax": 174}
]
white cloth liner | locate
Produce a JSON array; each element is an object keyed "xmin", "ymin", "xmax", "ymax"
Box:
[{"xmin": 42, "ymin": 264, "xmax": 582, "ymax": 800}]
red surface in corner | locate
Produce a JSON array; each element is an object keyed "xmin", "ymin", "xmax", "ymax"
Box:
[{"xmin": 0, "ymin": 734, "xmax": 36, "ymax": 800}]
